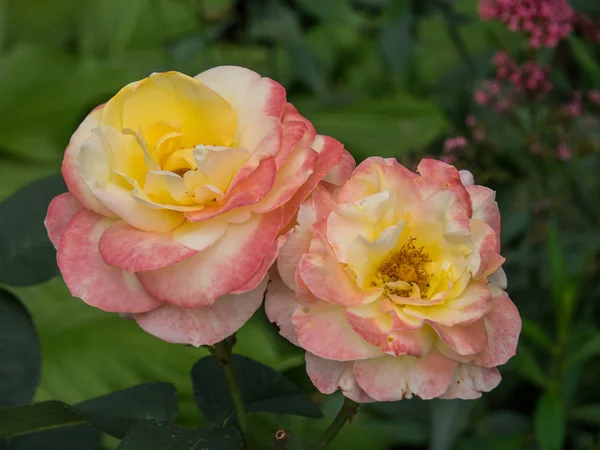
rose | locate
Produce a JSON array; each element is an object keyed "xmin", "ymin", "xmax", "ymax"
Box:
[
  {"xmin": 45, "ymin": 67, "xmax": 354, "ymax": 346},
  {"xmin": 266, "ymin": 157, "xmax": 521, "ymax": 402}
]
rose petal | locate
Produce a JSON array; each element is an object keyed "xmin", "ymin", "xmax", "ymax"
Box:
[
  {"xmin": 57, "ymin": 210, "xmax": 160, "ymax": 313},
  {"xmin": 416, "ymin": 158, "xmax": 472, "ymax": 216},
  {"xmin": 353, "ymin": 350, "xmax": 457, "ymax": 401},
  {"xmin": 292, "ymin": 297, "xmax": 384, "ymax": 361},
  {"xmin": 138, "ymin": 210, "xmax": 282, "ymax": 307},
  {"xmin": 45, "ymin": 193, "xmax": 83, "ymax": 249},
  {"xmin": 439, "ymin": 364, "xmax": 501, "ymax": 399},
  {"xmin": 431, "ymin": 319, "xmax": 488, "ymax": 356},
  {"xmin": 305, "ymin": 353, "xmax": 374, "ymax": 403},
  {"xmin": 135, "ymin": 278, "xmax": 267, "ymax": 347},
  {"xmin": 264, "ymin": 273, "xmax": 300, "ymax": 346},
  {"xmin": 473, "ymin": 288, "xmax": 521, "ymax": 367}
]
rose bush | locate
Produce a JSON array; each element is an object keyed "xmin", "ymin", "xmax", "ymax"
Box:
[
  {"xmin": 45, "ymin": 67, "xmax": 354, "ymax": 347},
  {"xmin": 266, "ymin": 157, "xmax": 521, "ymax": 402}
]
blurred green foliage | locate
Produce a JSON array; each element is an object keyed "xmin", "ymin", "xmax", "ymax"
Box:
[{"xmin": 1, "ymin": 0, "xmax": 600, "ymax": 449}]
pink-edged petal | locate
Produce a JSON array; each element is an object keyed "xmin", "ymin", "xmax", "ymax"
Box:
[
  {"xmin": 195, "ymin": 66, "xmax": 286, "ymax": 134},
  {"xmin": 299, "ymin": 235, "xmax": 382, "ymax": 306},
  {"xmin": 459, "ymin": 170, "xmax": 474, "ymax": 186},
  {"xmin": 338, "ymin": 156, "xmax": 419, "ymax": 205},
  {"xmin": 431, "ymin": 319, "xmax": 488, "ymax": 356},
  {"xmin": 57, "ymin": 210, "xmax": 160, "ymax": 313},
  {"xmin": 252, "ymin": 146, "xmax": 318, "ymax": 214},
  {"xmin": 232, "ymin": 228, "xmax": 291, "ymax": 294},
  {"xmin": 185, "ymin": 157, "xmax": 277, "ymax": 222},
  {"xmin": 135, "ymin": 278, "xmax": 267, "ymax": 347},
  {"xmin": 416, "ymin": 158, "xmax": 472, "ymax": 216},
  {"xmin": 97, "ymin": 219, "xmax": 227, "ymax": 273},
  {"xmin": 440, "ymin": 364, "xmax": 501, "ymax": 399},
  {"xmin": 238, "ymin": 116, "xmax": 282, "ymax": 159},
  {"xmin": 45, "ymin": 193, "xmax": 83, "ymax": 249},
  {"xmin": 467, "ymin": 185, "xmax": 501, "ymax": 250},
  {"xmin": 345, "ymin": 303, "xmax": 435, "ymax": 357},
  {"xmin": 353, "ymin": 350, "xmax": 457, "ymax": 401},
  {"xmin": 467, "ymin": 219, "xmax": 504, "ymax": 279},
  {"xmin": 279, "ymin": 134, "xmax": 344, "ymax": 227},
  {"xmin": 305, "ymin": 353, "xmax": 374, "ymax": 403},
  {"xmin": 275, "ymin": 114, "xmax": 315, "ymax": 167},
  {"xmin": 138, "ymin": 210, "xmax": 282, "ymax": 307},
  {"xmin": 474, "ymin": 287, "xmax": 521, "ymax": 367},
  {"xmin": 292, "ymin": 297, "xmax": 384, "ymax": 361},
  {"xmin": 322, "ymin": 149, "xmax": 356, "ymax": 186},
  {"xmin": 265, "ymin": 273, "xmax": 300, "ymax": 346},
  {"xmin": 402, "ymin": 282, "xmax": 491, "ymax": 327},
  {"xmin": 277, "ymin": 200, "xmax": 316, "ymax": 291},
  {"xmin": 61, "ymin": 106, "xmax": 116, "ymax": 217}
]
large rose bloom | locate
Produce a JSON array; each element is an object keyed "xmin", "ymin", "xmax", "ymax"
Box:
[
  {"xmin": 45, "ymin": 67, "xmax": 354, "ymax": 346},
  {"xmin": 266, "ymin": 157, "xmax": 521, "ymax": 401}
]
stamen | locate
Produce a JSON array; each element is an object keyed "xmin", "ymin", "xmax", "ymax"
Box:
[{"xmin": 373, "ymin": 237, "xmax": 431, "ymax": 299}]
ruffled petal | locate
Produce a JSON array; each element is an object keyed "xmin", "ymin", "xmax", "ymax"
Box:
[
  {"xmin": 264, "ymin": 274, "xmax": 300, "ymax": 346},
  {"xmin": 305, "ymin": 353, "xmax": 374, "ymax": 403},
  {"xmin": 439, "ymin": 364, "xmax": 501, "ymax": 399},
  {"xmin": 353, "ymin": 350, "xmax": 457, "ymax": 401},
  {"xmin": 137, "ymin": 210, "xmax": 282, "ymax": 307},
  {"xmin": 299, "ymin": 235, "xmax": 383, "ymax": 306},
  {"xmin": 184, "ymin": 157, "xmax": 277, "ymax": 222},
  {"xmin": 473, "ymin": 287, "xmax": 521, "ymax": 367},
  {"xmin": 135, "ymin": 278, "xmax": 267, "ymax": 347},
  {"xmin": 416, "ymin": 158, "xmax": 472, "ymax": 216},
  {"xmin": 467, "ymin": 185, "xmax": 501, "ymax": 250},
  {"xmin": 252, "ymin": 146, "xmax": 318, "ymax": 214},
  {"xmin": 292, "ymin": 297, "xmax": 384, "ymax": 361},
  {"xmin": 322, "ymin": 149, "xmax": 356, "ymax": 186},
  {"xmin": 431, "ymin": 319, "xmax": 488, "ymax": 356},
  {"xmin": 57, "ymin": 210, "xmax": 160, "ymax": 313},
  {"xmin": 45, "ymin": 193, "xmax": 83, "ymax": 249},
  {"xmin": 61, "ymin": 106, "xmax": 116, "ymax": 217}
]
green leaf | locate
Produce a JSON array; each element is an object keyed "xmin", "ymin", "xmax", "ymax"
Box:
[
  {"xmin": 0, "ymin": 289, "xmax": 40, "ymax": 407},
  {"xmin": 117, "ymin": 423, "xmax": 242, "ymax": 450},
  {"xmin": 568, "ymin": 0, "xmax": 600, "ymax": 15},
  {"xmin": 456, "ymin": 435, "xmax": 530, "ymax": 450},
  {"xmin": 381, "ymin": 15, "xmax": 414, "ymax": 77},
  {"xmin": 567, "ymin": 36, "xmax": 600, "ymax": 89},
  {"xmin": 294, "ymin": 95, "xmax": 448, "ymax": 161},
  {"xmin": 429, "ymin": 399, "xmax": 475, "ymax": 450},
  {"xmin": 0, "ymin": 401, "xmax": 84, "ymax": 439},
  {"xmin": 521, "ymin": 318, "xmax": 555, "ymax": 352},
  {"xmin": 74, "ymin": 383, "xmax": 178, "ymax": 438},
  {"xmin": 12, "ymin": 279, "xmax": 303, "ymax": 429},
  {"xmin": 569, "ymin": 403, "xmax": 600, "ymax": 425},
  {"xmin": 535, "ymin": 391, "xmax": 565, "ymax": 450},
  {"xmin": 514, "ymin": 344, "xmax": 549, "ymax": 388},
  {"xmin": 547, "ymin": 220, "xmax": 566, "ymax": 307},
  {"xmin": 565, "ymin": 334, "xmax": 600, "ymax": 367},
  {"xmin": 6, "ymin": 425, "xmax": 101, "ymax": 450},
  {"xmin": 191, "ymin": 354, "xmax": 322, "ymax": 428},
  {"xmin": 0, "ymin": 174, "xmax": 66, "ymax": 286}
]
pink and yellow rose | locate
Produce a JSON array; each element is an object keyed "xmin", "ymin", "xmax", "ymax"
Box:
[
  {"xmin": 45, "ymin": 67, "xmax": 354, "ymax": 346},
  {"xmin": 266, "ymin": 157, "xmax": 521, "ymax": 401}
]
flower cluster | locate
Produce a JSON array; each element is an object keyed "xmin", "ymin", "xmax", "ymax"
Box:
[
  {"xmin": 46, "ymin": 67, "xmax": 520, "ymax": 403},
  {"xmin": 573, "ymin": 13, "xmax": 600, "ymax": 44},
  {"xmin": 479, "ymin": 0, "xmax": 574, "ymax": 48}
]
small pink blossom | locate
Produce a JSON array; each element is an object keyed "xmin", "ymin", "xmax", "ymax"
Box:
[
  {"xmin": 479, "ymin": 0, "xmax": 574, "ymax": 48},
  {"xmin": 557, "ymin": 142, "xmax": 572, "ymax": 160},
  {"xmin": 474, "ymin": 90, "xmax": 489, "ymax": 105},
  {"xmin": 588, "ymin": 90, "xmax": 600, "ymax": 104},
  {"xmin": 444, "ymin": 136, "xmax": 468, "ymax": 153},
  {"xmin": 466, "ymin": 115, "xmax": 477, "ymax": 127}
]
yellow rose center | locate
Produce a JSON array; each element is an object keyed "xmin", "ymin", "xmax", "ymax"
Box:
[{"xmin": 373, "ymin": 237, "xmax": 431, "ymax": 299}]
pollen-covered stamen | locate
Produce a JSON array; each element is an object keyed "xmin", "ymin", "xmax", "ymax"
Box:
[{"xmin": 373, "ymin": 237, "xmax": 431, "ymax": 299}]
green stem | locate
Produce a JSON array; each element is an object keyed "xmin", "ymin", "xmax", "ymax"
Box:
[
  {"xmin": 213, "ymin": 336, "xmax": 249, "ymax": 444},
  {"xmin": 315, "ymin": 398, "xmax": 359, "ymax": 450}
]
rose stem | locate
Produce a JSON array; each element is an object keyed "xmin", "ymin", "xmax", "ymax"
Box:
[
  {"xmin": 315, "ymin": 397, "xmax": 359, "ymax": 450},
  {"xmin": 213, "ymin": 335, "xmax": 250, "ymax": 445}
]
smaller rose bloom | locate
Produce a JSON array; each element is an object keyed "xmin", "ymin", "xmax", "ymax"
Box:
[
  {"xmin": 267, "ymin": 157, "xmax": 520, "ymax": 402},
  {"xmin": 45, "ymin": 67, "xmax": 354, "ymax": 347}
]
